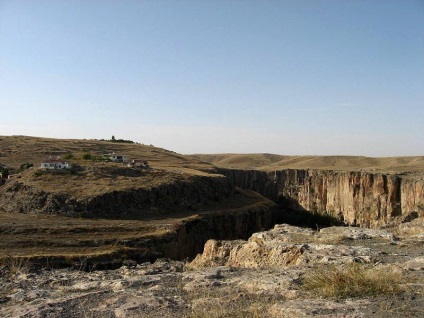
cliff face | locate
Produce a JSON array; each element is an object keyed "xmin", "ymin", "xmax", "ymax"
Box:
[
  {"xmin": 220, "ymin": 169, "xmax": 424, "ymax": 228},
  {"xmin": 0, "ymin": 174, "xmax": 234, "ymax": 218},
  {"xmin": 155, "ymin": 203, "xmax": 280, "ymax": 260}
]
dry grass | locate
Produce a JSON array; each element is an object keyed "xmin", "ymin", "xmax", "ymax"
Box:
[
  {"xmin": 22, "ymin": 163, "xmax": 201, "ymax": 198},
  {"xmin": 301, "ymin": 263, "xmax": 405, "ymax": 299},
  {"xmin": 185, "ymin": 288, "xmax": 280, "ymax": 318},
  {"xmin": 0, "ymin": 255, "xmax": 30, "ymax": 276}
]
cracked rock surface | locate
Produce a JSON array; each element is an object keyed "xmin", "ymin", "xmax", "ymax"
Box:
[{"xmin": 1, "ymin": 224, "xmax": 424, "ymax": 317}]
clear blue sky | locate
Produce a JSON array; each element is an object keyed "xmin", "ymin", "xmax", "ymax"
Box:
[{"xmin": 1, "ymin": 0, "xmax": 423, "ymax": 156}]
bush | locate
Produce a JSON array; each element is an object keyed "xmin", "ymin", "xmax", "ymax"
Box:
[
  {"xmin": 109, "ymin": 135, "xmax": 134, "ymax": 143},
  {"xmin": 33, "ymin": 170, "xmax": 43, "ymax": 177},
  {"xmin": 19, "ymin": 162, "xmax": 33, "ymax": 171},
  {"xmin": 82, "ymin": 153, "xmax": 92, "ymax": 160},
  {"xmin": 63, "ymin": 153, "xmax": 74, "ymax": 160},
  {"xmin": 0, "ymin": 256, "xmax": 30, "ymax": 276}
]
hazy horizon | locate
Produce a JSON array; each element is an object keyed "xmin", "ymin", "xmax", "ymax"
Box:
[{"xmin": 1, "ymin": 1, "xmax": 423, "ymax": 156}]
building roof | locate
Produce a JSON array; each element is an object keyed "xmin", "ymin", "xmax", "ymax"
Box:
[{"xmin": 41, "ymin": 160, "xmax": 69, "ymax": 164}]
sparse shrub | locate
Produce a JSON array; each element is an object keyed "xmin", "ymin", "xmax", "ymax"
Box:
[
  {"xmin": 82, "ymin": 153, "xmax": 92, "ymax": 160},
  {"xmin": 185, "ymin": 287, "xmax": 280, "ymax": 318},
  {"xmin": 301, "ymin": 263, "xmax": 404, "ymax": 298},
  {"xmin": 19, "ymin": 162, "xmax": 33, "ymax": 171},
  {"xmin": 33, "ymin": 170, "xmax": 43, "ymax": 177},
  {"xmin": 0, "ymin": 256, "xmax": 30, "ymax": 276},
  {"xmin": 63, "ymin": 153, "xmax": 74, "ymax": 160}
]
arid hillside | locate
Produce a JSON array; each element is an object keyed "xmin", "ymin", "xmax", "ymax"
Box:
[
  {"xmin": 0, "ymin": 135, "xmax": 213, "ymax": 173},
  {"xmin": 190, "ymin": 153, "xmax": 424, "ymax": 173},
  {"xmin": 0, "ymin": 136, "xmax": 233, "ymax": 219}
]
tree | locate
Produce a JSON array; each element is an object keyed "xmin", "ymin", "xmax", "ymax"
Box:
[{"xmin": 111, "ymin": 135, "xmax": 116, "ymax": 141}]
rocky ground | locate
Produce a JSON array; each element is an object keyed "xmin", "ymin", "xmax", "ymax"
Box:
[{"xmin": 1, "ymin": 220, "xmax": 424, "ymax": 318}]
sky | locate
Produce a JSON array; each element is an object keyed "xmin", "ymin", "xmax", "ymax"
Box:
[{"xmin": 0, "ymin": 0, "xmax": 423, "ymax": 156}]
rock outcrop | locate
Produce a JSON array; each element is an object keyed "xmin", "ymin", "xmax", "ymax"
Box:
[
  {"xmin": 2, "ymin": 222, "xmax": 424, "ymax": 318},
  {"xmin": 188, "ymin": 224, "xmax": 387, "ymax": 269},
  {"xmin": 221, "ymin": 168, "xmax": 424, "ymax": 228}
]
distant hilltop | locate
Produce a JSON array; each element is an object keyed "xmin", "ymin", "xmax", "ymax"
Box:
[{"xmin": 189, "ymin": 153, "xmax": 424, "ymax": 173}]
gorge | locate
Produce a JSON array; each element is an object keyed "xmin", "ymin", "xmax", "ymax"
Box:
[{"xmin": 218, "ymin": 168, "xmax": 424, "ymax": 228}]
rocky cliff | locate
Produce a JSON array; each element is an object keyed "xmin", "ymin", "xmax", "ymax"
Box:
[
  {"xmin": 220, "ymin": 169, "xmax": 424, "ymax": 228},
  {"xmin": 156, "ymin": 200, "xmax": 279, "ymax": 260},
  {"xmin": 0, "ymin": 171, "xmax": 234, "ymax": 218}
]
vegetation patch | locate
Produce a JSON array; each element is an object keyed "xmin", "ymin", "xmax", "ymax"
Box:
[
  {"xmin": 0, "ymin": 165, "xmax": 9, "ymax": 178},
  {"xmin": 103, "ymin": 135, "xmax": 135, "ymax": 144},
  {"xmin": 0, "ymin": 256, "xmax": 30, "ymax": 277},
  {"xmin": 301, "ymin": 263, "xmax": 405, "ymax": 299},
  {"xmin": 63, "ymin": 153, "xmax": 74, "ymax": 160},
  {"xmin": 185, "ymin": 288, "xmax": 280, "ymax": 318},
  {"xmin": 19, "ymin": 162, "xmax": 33, "ymax": 172},
  {"xmin": 82, "ymin": 153, "xmax": 93, "ymax": 160}
]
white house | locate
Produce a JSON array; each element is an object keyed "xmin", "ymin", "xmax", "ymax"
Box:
[
  {"xmin": 103, "ymin": 152, "xmax": 128, "ymax": 163},
  {"xmin": 40, "ymin": 159, "xmax": 72, "ymax": 169}
]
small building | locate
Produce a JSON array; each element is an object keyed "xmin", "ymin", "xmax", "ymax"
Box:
[
  {"xmin": 40, "ymin": 159, "xmax": 72, "ymax": 169},
  {"xmin": 103, "ymin": 152, "xmax": 128, "ymax": 163}
]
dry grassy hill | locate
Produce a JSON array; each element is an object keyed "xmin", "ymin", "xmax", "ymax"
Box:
[
  {"xmin": 190, "ymin": 153, "xmax": 424, "ymax": 173},
  {"xmin": 0, "ymin": 135, "xmax": 213, "ymax": 174},
  {"xmin": 0, "ymin": 136, "xmax": 234, "ymax": 219}
]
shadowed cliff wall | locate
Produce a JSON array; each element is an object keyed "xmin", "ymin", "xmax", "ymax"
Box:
[{"xmin": 219, "ymin": 169, "xmax": 424, "ymax": 228}]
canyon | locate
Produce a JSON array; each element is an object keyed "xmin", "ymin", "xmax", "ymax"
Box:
[
  {"xmin": 1, "ymin": 136, "xmax": 424, "ymax": 317},
  {"xmin": 218, "ymin": 168, "xmax": 424, "ymax": 228}
]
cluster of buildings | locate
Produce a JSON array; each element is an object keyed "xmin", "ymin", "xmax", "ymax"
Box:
[
  {"xmin": 0, "ymin": 152, "xmax": 148, "ymax": 187},
  {"xmin": 40, "ymin": 152, "xmax": 150, "ymax": 170},
  {"xmin": 0, "ymin": 153, "xmax": 152, "ymax": 186}
]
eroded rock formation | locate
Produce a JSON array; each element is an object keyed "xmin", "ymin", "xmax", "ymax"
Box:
[
  {"xmin": 188, "ymin": 224, "xmax": 389, "ymax": 269},
  {"xmin": 220, "ymin": 168, "xmax": 424, "ymax": 227}
]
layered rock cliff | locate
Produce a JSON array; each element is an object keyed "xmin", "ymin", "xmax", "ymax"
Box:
[
  {"xmin": 220, "ymin": 169, "xmax": 424, "ymax": 228},
  {"xmin": 0, "ymin": 171, "xmax": 234, "ymax": 218}
]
